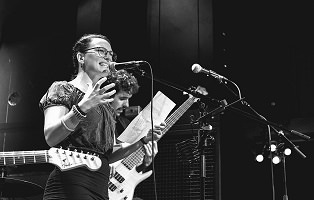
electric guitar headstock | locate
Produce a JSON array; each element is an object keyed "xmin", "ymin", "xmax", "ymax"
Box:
[{"xmin": 48, "ymin": 148, "xmax": 102, "ymax": 171}]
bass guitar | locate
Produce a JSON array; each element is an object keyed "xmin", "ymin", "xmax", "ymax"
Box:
[{"xmin": 109, "ymin": 89, "xmax": 204, "ymax": 200}]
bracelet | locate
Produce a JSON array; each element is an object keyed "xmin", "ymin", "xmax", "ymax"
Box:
[
  {"xmin": 61, "ymin": 117, "xmax": 75, "ymax": 132},
  {"xmin": 72, "ymin": 105, "xmax": 87, "ymax": 121},
  {"xmin": 75, "ymin": 104, "xmax": 87, "ymax": 115},
  {"xmin": 140, "ymin": 137, "xmax": 148, "ymax": 145}
]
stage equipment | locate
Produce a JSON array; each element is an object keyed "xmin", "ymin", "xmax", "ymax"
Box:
[{"xmin": 191, "ymin": 63, "xmax": 310, "ymax": 200}]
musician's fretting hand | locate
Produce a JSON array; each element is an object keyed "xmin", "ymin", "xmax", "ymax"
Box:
[
  {"xmin": 142, "ymin": 141, "xmax": 158, "ymax": 167},
  {"xmin": 142, "ymin": 122, "xmax": 166, "ymax": 143}
]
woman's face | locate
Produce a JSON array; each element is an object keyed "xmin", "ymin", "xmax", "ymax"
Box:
[{"xmin": 82, "ymin": 38, "xmax": 115, "ymax": 83}]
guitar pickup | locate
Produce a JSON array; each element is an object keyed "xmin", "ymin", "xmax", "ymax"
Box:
[
  {"xmin": 114, "ymin": 172, "xmax": 125, "ymax": 183},
  {"xmin": 108, "ymin": 181, "xmax": 117, "ymax": 191}
]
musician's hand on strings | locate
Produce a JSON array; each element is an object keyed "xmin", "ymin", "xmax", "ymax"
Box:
[
  {"xmin": 142, "ymin": 141, "xmax": 158, "ymax": 167},
  {"xmin": 142, "ymin": 122, "xmax": 166, "ymax": 143}
]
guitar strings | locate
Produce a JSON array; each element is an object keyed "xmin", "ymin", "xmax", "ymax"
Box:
[{"xmin": 120, "ymin": 97, "xmax": 196, "ymax": 170}]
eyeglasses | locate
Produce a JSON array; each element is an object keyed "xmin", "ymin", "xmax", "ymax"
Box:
[{"xmin": 84, "ymin": 47, "xmax": 117, "ymax": 61}]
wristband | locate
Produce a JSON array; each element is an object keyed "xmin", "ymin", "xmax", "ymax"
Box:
[
  {"xmin": 72, "ymin": 105, "xmax": 87, "ymax": 121},
  {"xmin": 140, "ymin": 137, "xmax": 148, "ymax": 145},
  {"xmin": 61, "ymin": 117, "xmax": 75, "ymax": 132},
  {"xmin": 75, "ymin": 104, "xmax": 87, "ymax": 115}
]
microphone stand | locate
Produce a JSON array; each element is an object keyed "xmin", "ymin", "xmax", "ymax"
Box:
[
  {"xmin": 228, "ymin": 106, "xmax": 309, "ymax": 156},
  {"xmin": 195, "ymin": 103, "xmax": 211, "ymax": 200},
  {"xmin": 132, "ymin": 68, "xmax": 222, "ymax": 105},
  {"xmin": 192, "ymin": 97, "xmax": 244, "ymax": 200},
  {"xmin": 209, "ymin": 75, "xmax": 310, "ymax": 200},
  {"xmin": 282, "ymin": 153, "xmax": 288, "ymax": 200}
]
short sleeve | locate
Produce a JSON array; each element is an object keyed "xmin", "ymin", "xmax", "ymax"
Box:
[{"xmin": 39, "ymin": 81, "xmax": 79, "ymax": 111}]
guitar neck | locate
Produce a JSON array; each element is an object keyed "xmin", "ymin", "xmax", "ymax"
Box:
[
  {"xmin": 0, "ymin": 150, "xmax": 49, "ymax": 166},
  {"xmin": 121, "ymin": 96, "xmax": 197, "ymax": 170}
]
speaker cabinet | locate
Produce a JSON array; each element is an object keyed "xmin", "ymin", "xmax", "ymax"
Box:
[{"xmin": 134, "ymin": 110, "xmax": 220, "ymax": 200}]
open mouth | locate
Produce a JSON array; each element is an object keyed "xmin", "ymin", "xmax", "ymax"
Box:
[
  {"xmin": 100, "ymin": 62, "xmax": 109, "ymax": 67},
  {"xmin": 100, "ymin": 63, "xmax": 110, "ymax": 74}
]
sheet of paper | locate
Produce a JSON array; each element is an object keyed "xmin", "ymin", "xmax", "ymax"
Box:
[{"xmin": 117, "ymin": 91, "xmax": 176, "ymax": 143}]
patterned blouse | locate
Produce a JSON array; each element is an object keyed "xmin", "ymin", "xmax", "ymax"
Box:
[{"xmin": 39, "ymin": 81, "xmax": 116, "ymax": 156}]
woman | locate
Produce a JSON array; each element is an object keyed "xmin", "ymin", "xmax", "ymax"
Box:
[{"xmin": 39, "ymin": 33, "xmax": 164, "ymax": 200}]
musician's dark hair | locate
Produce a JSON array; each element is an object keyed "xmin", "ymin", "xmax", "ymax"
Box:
[{"xmin": 105, "ymin": 70, "xmax": 139, "ymax": 95}]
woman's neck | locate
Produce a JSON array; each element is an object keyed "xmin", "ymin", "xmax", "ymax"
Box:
[{"xmin": 69, "ymin": 71, "xmax": 92, "ymax": 93}]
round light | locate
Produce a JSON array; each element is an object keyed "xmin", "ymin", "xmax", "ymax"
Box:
[
  {"xmin": 284, "ymin": 148, "xmax": 291, "ymax": 156},
  {"xmin": 256, "ymin": 154, "xmax": 264, "ymax": 162},
  {"xmin": 270, "ymin": 144, "xmax": 277, "ymax": 152},
  {"xmin": 272, "ymin": 156, "xmax": 281, "ymax": 164}
]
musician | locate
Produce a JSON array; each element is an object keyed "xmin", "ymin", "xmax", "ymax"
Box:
[
  {"xmin": 39, "ymin": 33, "xmax": 164, "ymax": 200},
  {"xmin": 108, "ymin": 69, "xmax": 159, "ymax": 173}
]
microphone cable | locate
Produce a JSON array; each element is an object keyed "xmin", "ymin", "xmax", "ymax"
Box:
[
  {"xmin": 144, "ymin": 61, "xmax": 159, "ymax": 200},
  {"xmin": 133, "ymin": 60, "xmax": 158, "ymax": 200}
]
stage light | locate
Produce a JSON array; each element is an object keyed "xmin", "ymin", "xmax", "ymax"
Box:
[
  {"xmin": 256, "ymin": 154, "xmax": 264, "ymax": 162},
  {"xmin": 272, "ymin": 155, "xmax": 281, "ymax": 164},
  {"xmin": 284, "ymin": 148, "xmax": 291, "ymax": 156},
  {"xmin": 270, "ymin": 144, "xmax": 277, "ymax": 152}
]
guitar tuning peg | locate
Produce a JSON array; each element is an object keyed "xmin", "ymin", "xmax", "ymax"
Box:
[
  {"xmin": 74, "ymin": 149, "xmax": 77, "ymax": 152},
  {"xmin": 87, "ymin": 152, "xmax": 90, "ymax": 155}
]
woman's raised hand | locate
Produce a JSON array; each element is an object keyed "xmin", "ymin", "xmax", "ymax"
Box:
[{"xmin": 78, "ymin": 77, "xmax": 116, "ymax": 112}]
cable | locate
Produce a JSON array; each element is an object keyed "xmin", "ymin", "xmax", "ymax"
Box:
[{"xmin": 144, "ymin": 61, "xmax": 158, "ymax": 200}]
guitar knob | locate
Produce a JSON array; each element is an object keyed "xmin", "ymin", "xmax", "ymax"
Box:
[
  {"xmin": 76, "ymin": 154, "xmax": 80, "ymax": 158},
  {"xmin": 91, "ymin": 157, "xmax": 94, "ymax": 161}
]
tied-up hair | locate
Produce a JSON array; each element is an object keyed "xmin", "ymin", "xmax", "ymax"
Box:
[{"xmin": 105, "ymin": 70, "xmax": 140, "ymax": 95}]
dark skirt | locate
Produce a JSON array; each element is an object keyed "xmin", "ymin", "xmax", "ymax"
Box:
[{"xmin": 43, "ymin": 157, "xmax": 110, "ymax": 200}]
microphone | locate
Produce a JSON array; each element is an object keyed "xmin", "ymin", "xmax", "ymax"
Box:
[
  {"xmin": 191, "ymin": 63, "xmax": 228, "ymax": 80},
  {"xmin": 109, "ymin": 61, "xmax": 145, "ymax": 71}
]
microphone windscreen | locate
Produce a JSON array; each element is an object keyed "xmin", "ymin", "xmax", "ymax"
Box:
[{"xmin": 191, "ymin": 64, "xmax": 202, "ymax": 73}]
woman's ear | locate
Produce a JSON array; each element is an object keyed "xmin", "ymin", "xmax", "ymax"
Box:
[{"xmin": 77, "ymin": 52, "xmax": 85, "ymax": 64}]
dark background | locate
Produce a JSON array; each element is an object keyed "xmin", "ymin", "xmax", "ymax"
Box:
[{"xmin": 0, "ymin": 0, "xmax": 314, "ymax": 199}]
